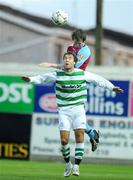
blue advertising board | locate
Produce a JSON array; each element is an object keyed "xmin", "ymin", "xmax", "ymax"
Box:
[
  {"xmin": 86, "ymin": 80, "xmax": 129, "ymax": 117},
  {"xmin": 34, "ymin": 83, "xmax": 58, "ymax": 113}
]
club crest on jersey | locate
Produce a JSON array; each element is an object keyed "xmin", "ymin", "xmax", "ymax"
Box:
[{"xmin": 78, "ymin": 54, "xmax": 84, "ymax": 60}]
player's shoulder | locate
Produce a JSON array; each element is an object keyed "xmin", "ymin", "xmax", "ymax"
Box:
[
  {"xmin": 82, "ymin": 44, "xmax": 90, "ymax": 51},
  {"xmin": 74, "ymin": 68, "xmax": 85, "ymax": 74},
  {"xmin": 75, "ymin": 68, "xmax": 82, "ymax": 71},
  {"xmin": 79, "ymin": 44, "xmax": 91, "ymax": 55}
]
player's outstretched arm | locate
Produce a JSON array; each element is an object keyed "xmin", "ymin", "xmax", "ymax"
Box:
[
  {"xmin": 39, "ymin": 62, "xmax": 63, "ymax": 69},
  {"xmin": 112, "ymin": 86, "xmax": 124, "ymax": 93},
  {"xmin": 21, "ymin": 71, "xmax": 57, "ymax": 84},
  {"xmin": 85, "ymin": 71, "xmax": 124, "ymax": 93}
]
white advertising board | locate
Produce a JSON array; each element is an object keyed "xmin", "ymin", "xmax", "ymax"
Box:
[{"xmin": 30, "ymin": 113, "xmax": 133, "ymax": 160}]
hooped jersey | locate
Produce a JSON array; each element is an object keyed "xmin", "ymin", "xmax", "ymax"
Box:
[{"xmin": 56, "ymin": 69, "xmax": 87, "ymax": 107}]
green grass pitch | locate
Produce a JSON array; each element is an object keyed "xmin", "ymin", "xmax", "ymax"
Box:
[{"xmin": 0, "ymin": 160, "xmax": 133, "ymax": 180}]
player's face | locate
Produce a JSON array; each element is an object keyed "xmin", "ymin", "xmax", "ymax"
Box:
[{"xmin": 63, "ymin": 54, "xmax": 75, "ymax": 71}]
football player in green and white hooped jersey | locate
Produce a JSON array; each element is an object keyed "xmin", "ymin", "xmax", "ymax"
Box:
[{"xmin": 22, "ymin": 51, "xmax": 123, "ymax": 177}]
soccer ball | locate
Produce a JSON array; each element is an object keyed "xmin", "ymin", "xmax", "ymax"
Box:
[{"xmin": 52, "ymin": 9, "xmax": 68, "ymax": 26}]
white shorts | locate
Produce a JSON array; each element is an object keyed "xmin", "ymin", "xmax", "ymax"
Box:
[{"xmin": 58, "ymin": 105, "xmax": 86, "ymax": 131}]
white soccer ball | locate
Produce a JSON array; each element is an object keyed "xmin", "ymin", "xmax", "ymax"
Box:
[{"xmin": 52, "ymin": 9, "xmax": 68, "ymax": 26}]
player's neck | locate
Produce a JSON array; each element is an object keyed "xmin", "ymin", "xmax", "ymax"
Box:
[
  {"xmin": 73, "ymin": 42, "xmax": 85, "ymax": 48},
  {"xmin": 64, "ymin": 67, "xmax": 75, "ymax": 72}
]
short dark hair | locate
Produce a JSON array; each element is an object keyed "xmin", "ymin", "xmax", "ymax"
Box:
[
  {"xmin": 72, "ymin": 29, "xmax": 86, "ymax": 42},
  {"xmin": 63, "ymin": 51, "xmax": 78, "ymax": 63}
]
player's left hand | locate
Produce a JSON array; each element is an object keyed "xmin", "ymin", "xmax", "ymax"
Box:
[{"xmin": 113, "ymin": 86, "xmax": 124, "ymax": 93}]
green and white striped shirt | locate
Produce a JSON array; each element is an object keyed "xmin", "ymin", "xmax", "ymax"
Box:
[
  {"xmin": 30, "ymin": 68, "xmax": 114, "ymax": 108},
  {"xmin": 55, "ymin": 69, "xmax": 87, "ymax": 107}
]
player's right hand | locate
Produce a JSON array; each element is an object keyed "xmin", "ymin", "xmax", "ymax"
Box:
[{"xmin": 21, "ymin": 76, "xmax": 31, "ymax": 82}]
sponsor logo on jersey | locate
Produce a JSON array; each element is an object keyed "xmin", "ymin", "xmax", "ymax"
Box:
[{"xmin": 62, "ymin": 84, "xmax": 81, "ymax": 89}]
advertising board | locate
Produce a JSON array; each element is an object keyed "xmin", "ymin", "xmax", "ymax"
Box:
[
  {"xmin": 30, "ymin": 113, "xmax": 133, "ymax": 160},
  {"xmin": 0, "ymin": 113, "xmax": 31, "ymax": 160},
  {"xmin": 0, "ymin": 76, "xmax": 34, "ymax": 114}
]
